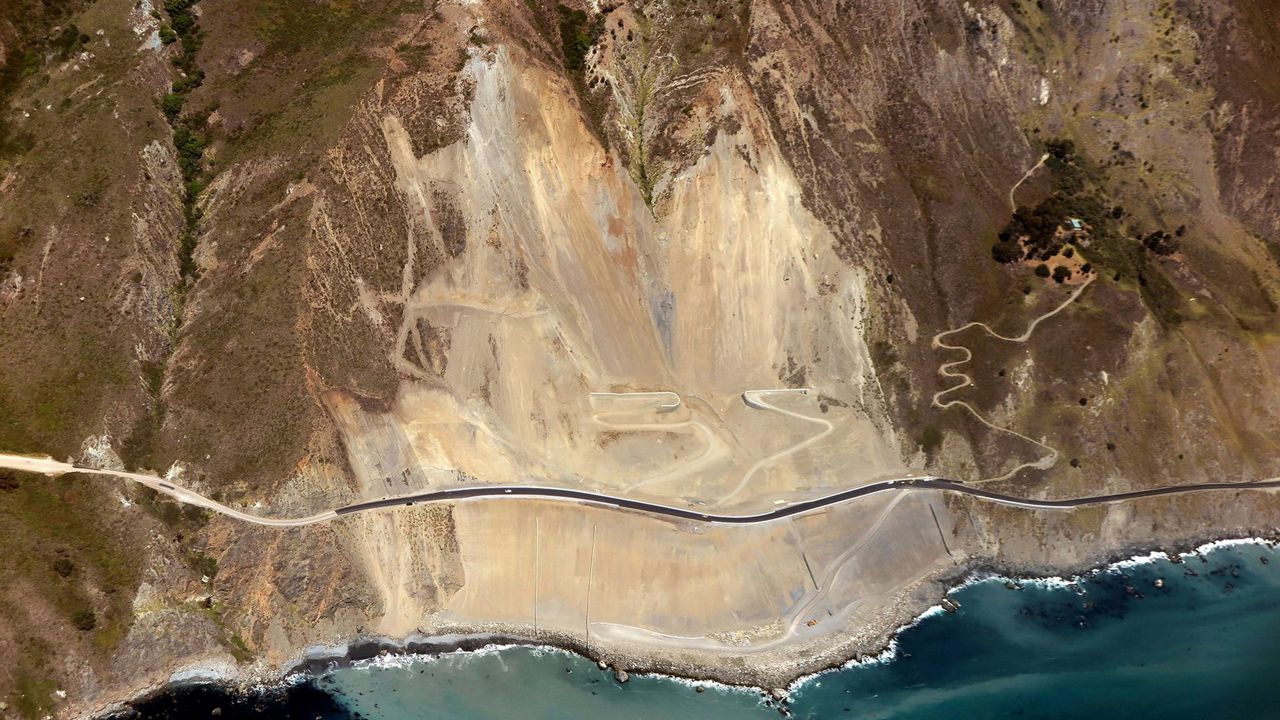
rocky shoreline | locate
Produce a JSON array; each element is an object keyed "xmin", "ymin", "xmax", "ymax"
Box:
[{"xmin": 81, "ymin": 530, "xmax": 1279, "ymax": 719}]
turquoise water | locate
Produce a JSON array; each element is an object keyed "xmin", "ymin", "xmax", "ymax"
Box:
[{"xmin": 122, "ymin": 541, "xmax": 1280, "ymax": 719}]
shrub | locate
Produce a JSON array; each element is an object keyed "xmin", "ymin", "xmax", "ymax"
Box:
[
  {"xmin": 72, "ymin": 609, "xmax": 97, "ymax": 631},
  {"xmin": 161, "ymin": 93, "xmax": 184, "ymax": 119},
  {"xmin": 1045, "ymin": 137, "xmax": 1075, "ymax": 159},
  {"xmin": 53, "ymin": 558, "xmax": 75, "ymax": 577},
  {"xmin": 1142, "ymin": 230, "xmax": 1178, "ymax": 256},
  {"xmin": 171, "ymin": 71, "xmax": 204, "ymax": 94},
  {"xmin": 1035, "ymin": 263, "xmax": 1051, "ymax": 278},
  {"xmin": 991, "ymin": 240, "xmax": 1022, "ymax": 264},
  {"xmin": 920, "ymin": 425, "xmax": 944, "ymax": 455},
  {"xmin": 1053, "ymin": 265, "xmax": 1071, "ymax": 283},
  {"xmin": 556, "ymin": 4, "xmax": 600, "ymax": 72},
  {"xmin": 159, "ymin": 25, "xmax": 177, "ymax": 45},
  {"xmin": 189, "ymin": 551, "xmax": 218, "ymax": 580},
  {"xmin": 172, "ymin": 126, "xmax": 204, "ymax": 177},
  {"xmin": 53, "ymin": 24, "xmax": 85, "ymax": 58}
]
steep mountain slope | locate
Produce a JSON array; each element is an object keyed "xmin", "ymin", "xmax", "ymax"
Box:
[{"xmin": 0, "ymin": 0, "xmax": 1277, "ymax": 715}]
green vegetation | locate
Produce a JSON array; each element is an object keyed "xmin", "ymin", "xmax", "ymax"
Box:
[
  {"xmin": 920, "ymin": 425, "xmax": 944, "ymax": 456},
  {"xmin": 0, "ymin": 329, "xmax": 131, "ymax": 452},
  {"xmin": 615, "ymin": 12, "xmax": 661, "ymax": 207},
  {"xmin": 211, "ymin": 1, "xmax": 397, "ymax": 167},
  {"xmin": 0, "ymin": 4, "xmax": 105, "ymax": 160},
  {"xmin": 1141, "ymin": 228, "xmax": 1179, "ymax": 256},
  {"xmin": 227, "ymin": 632, "xmax": 254, "ymax": 662},
  {"xmin": 0, "ymin": 41, "xmax": 63, "ymax": 158},
  {"xmin": 51, "ymin": 24, "xmax": 90, "ymax": 59},
  {"xmin": 160, "ymin": 92, "xmax": 185, "ymax": 119},
  {"xmin": 0, "ymin": 473, "xmax": 142, "ymax": 707},
  {"xmin": 991, "ymin": 239, "xmax": 1022, "ymax": 264},
  {"xmin": 991, "ymin": 140, "xmax": 1095, "ymax": 263},
  {"xmin": 190, "ymin": 599, "xmax": 254, "ymax": 662},
  {"xmin": 992, "ymin": 137, "xmax": 1185, "ymax": 324},
  {"xmin": 556, "ymin": 4, "xmax": 601, "ymax": 72},
  {"xmin": 188, "ymin": 549, "xmax": 218, "ymax": 580},
  {"xmin": 71, "ymin": 608, "xmax": 97, "ymax": 631},
  {"xmin": 13, "ymin": 670, "xmax": 57, "ymax": 719},
  {"xmin": 159, "ymin": 0, "xmax": 208, "ymax": 286}
]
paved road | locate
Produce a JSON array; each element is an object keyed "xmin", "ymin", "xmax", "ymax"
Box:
[
  {"xmin": 5, "ymin": 452, "xmax": 1278, "ymax": 528},
  {"xmin": 335, "ymin": 475, "xmax": 1280, "ymax": 525}
]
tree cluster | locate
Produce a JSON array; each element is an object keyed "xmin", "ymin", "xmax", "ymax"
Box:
[
  {"xmin": 1141, "ymin": 229, "xmax": 1179, "ymax": 256},
  {"xmin": 992, "ymin": 138, "xmax": 1110, "ymax": 266}
]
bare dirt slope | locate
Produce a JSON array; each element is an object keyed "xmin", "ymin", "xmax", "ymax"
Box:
[{"xmin": 0, "ymin": 0, "xmax": 1278, "ymax": 715}]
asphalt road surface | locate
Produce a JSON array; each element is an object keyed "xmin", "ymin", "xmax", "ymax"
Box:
[
  {"xmin": 4, "ymin": 453, "xmax": 1278, "ymax": 527},
  {"xmin": 336, "ymin": 476, "xmax": 1280, "ymax": 525}
]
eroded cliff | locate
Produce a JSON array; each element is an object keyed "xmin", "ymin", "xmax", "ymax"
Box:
[{"xmin": 0, "ymin": 0, "xmax": 1278, "ymax": 715}]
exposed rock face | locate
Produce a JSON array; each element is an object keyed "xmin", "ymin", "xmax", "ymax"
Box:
[{"xmin": 0, "ymin": 0, "xmax": 1278, "ymax": 715}]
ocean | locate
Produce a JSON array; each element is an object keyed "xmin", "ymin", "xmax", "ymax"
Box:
[{"xmin": 118, "ymin": 540, "xmax": 1280, "ymax": 719}]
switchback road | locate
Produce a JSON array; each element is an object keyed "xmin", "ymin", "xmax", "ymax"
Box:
[{"xmin": 932, "ymin": 275, "xmax": 1096, "ymax": 483}]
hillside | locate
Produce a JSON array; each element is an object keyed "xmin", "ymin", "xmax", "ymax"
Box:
[{"xmin": 0, "ymin": 0, "xmax": 1278, "ymax": 715}]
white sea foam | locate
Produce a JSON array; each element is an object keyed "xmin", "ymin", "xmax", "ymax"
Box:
[
  {"xmin": 205, "ymin": 536, "xmax": 1278, "ymax": 705},
  {"xmin": 1183, "ymin": 537, "xmax": 1270, "ymax": 557},
  {"xmin": 1098, "ymin": 550, "xmax": 1170, "ymax": 573},
  {"xmin": 783, "ymin": 604, "xmax": 950, "ymax": 694},
  {"xmin": 346, "ymin": 641, "xmax": 576, "ymax": 673},
  {"xmin": 946, "ymin": 540, "xmax": 1270, "ymax": 592},
  {"xmin": 639, "ymin": 672, "xmax": 764, "ymax": 698},
  {"xmin": 353, "ymin": 645, "xmax": 502, "ymax": 671},
  {"xmin": 168, "ymin": 660, "xmax": 237, "ymax": 685},
  {"xmin": 954, "ymin": 571, "xmax": 1078, "ymax": 591},
  {"xmin": 782, "ymin": 537, "xmax": 1274, "ymax": 693}
]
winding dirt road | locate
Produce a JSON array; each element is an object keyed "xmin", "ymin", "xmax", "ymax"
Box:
[
  {"xmin": 1008, "ymin": 152, "xmax": 1050, "ymax": 211},
  {"xmin": 587, "ymin": 391, "xmax": 729, "ymax": 493},
  {"xmin": 931, "ymin": 275, "xmax": 1095, "ymax": 483},
  {"xmin": 717, "ymin": 389, "xmax": 834, "ymax": 508}
]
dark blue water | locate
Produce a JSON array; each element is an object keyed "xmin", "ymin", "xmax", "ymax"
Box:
[{"xmin": 117, "ymin": 541, "xmax": 1280, "ymax": 719}]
